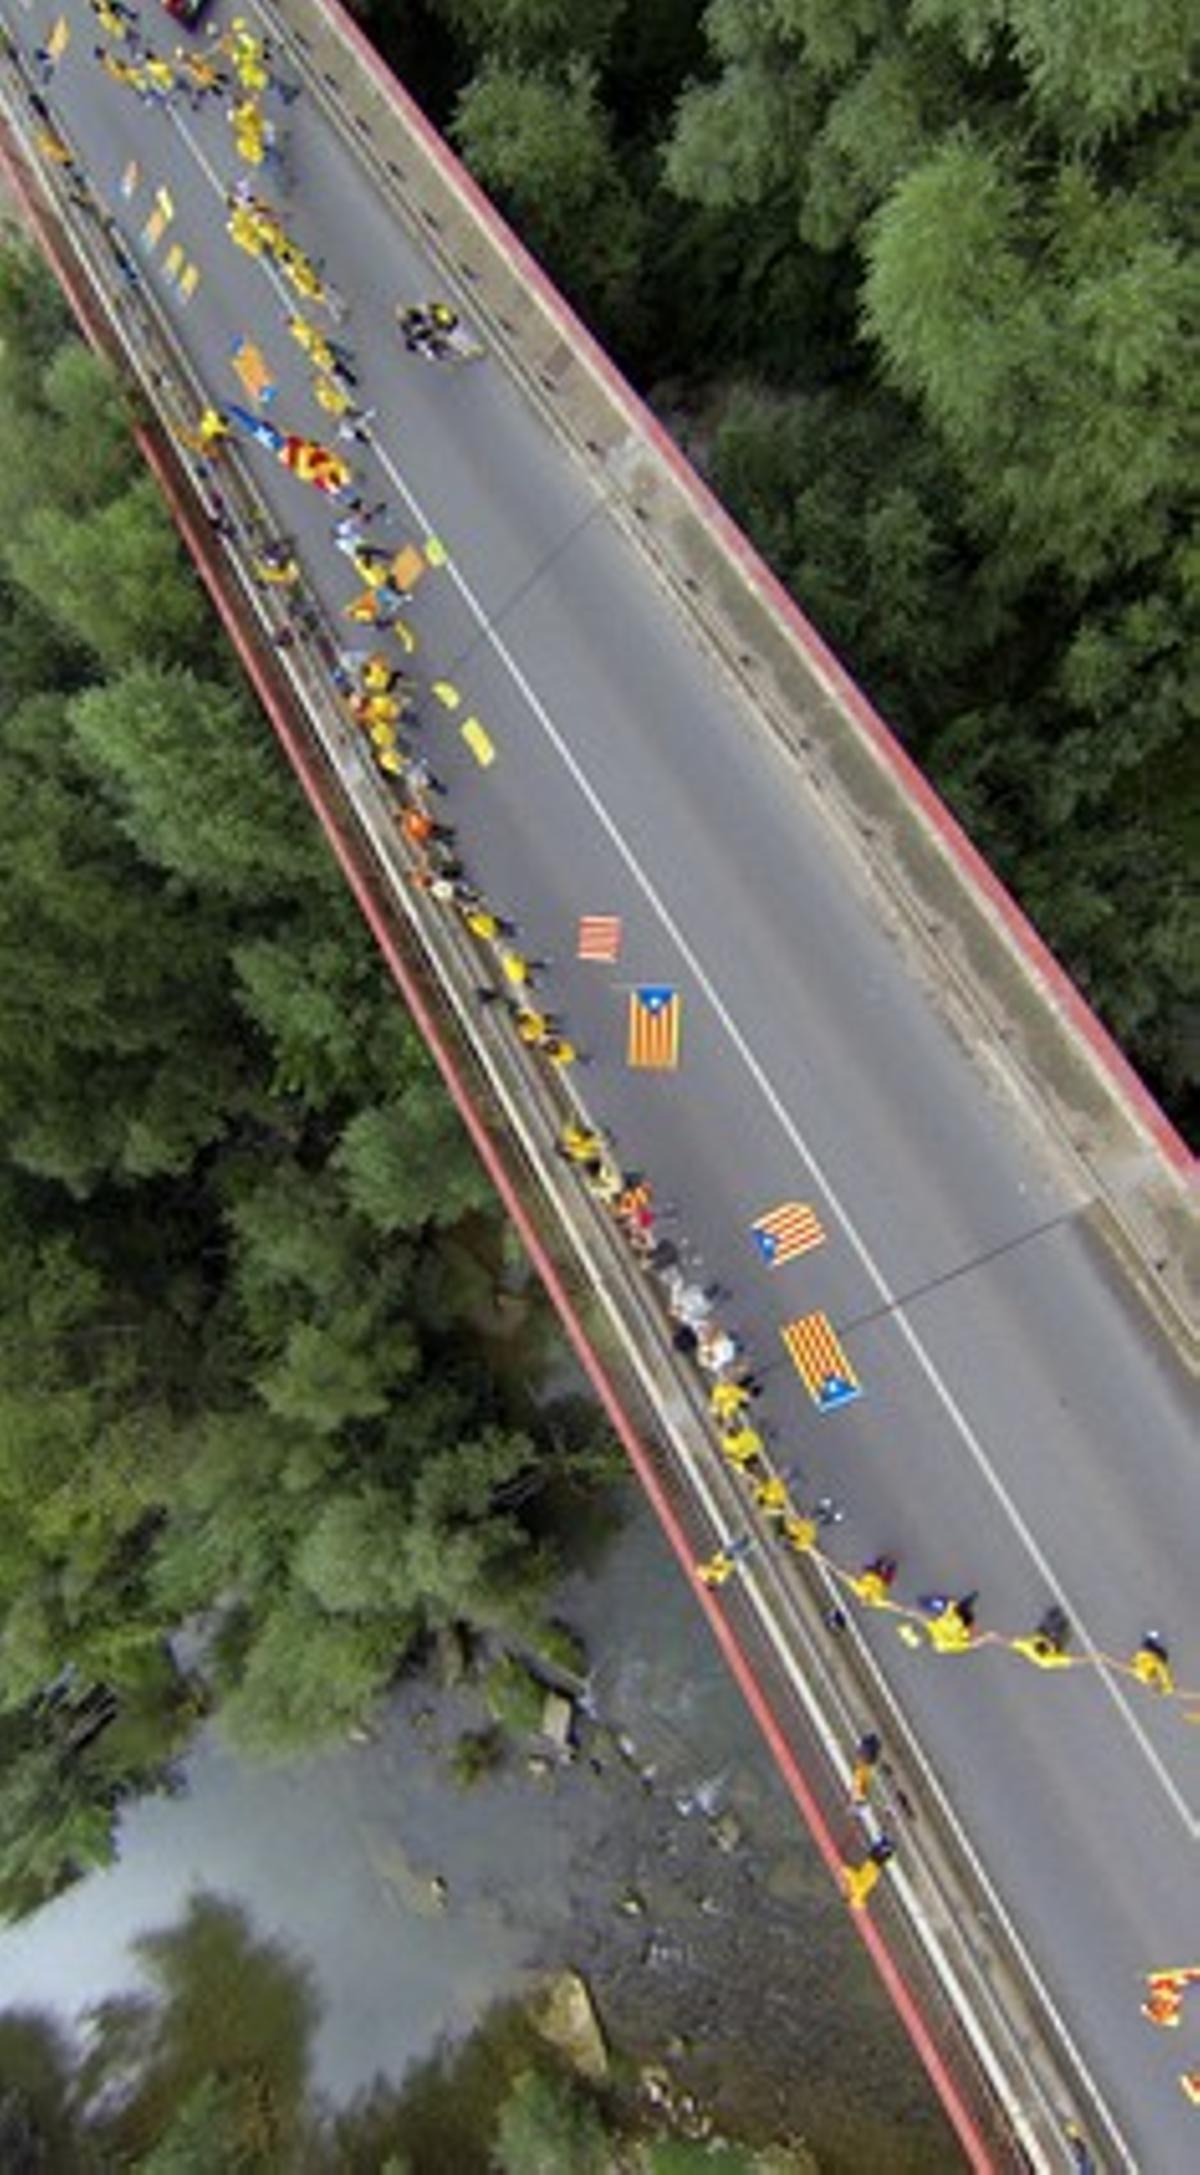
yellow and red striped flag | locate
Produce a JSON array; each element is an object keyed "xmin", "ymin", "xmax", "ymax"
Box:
[
  {"xmin": 781, "ymin": 1311, "xmax": 861, "ymax": 1412},
  {"xmin": 627, "ymin": 986, "xmax": 681, "ymax": 1070},
  {"xmin": 577, "ymin": 914, "xmax": 622, "ymax": 963},
  {"xmin": 230, "ymin": 338, "xmax": 276, "ymax": 404},
  {"xmin": 751, "ymin": 1201, "xmax": 825, "ymax": 1267}
]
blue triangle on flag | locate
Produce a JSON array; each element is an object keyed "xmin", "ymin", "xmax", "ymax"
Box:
[
  {"xmin": 636, "ymin": 986, "xmax": 675, "ymax": 1016},
  {"xmin": 817, "ymin": 1374, "xmax": 861, "ymax": 1412},
  {"xmin": 753, "ymin": 1228, "xmax": 777, "ymax": 1262}
]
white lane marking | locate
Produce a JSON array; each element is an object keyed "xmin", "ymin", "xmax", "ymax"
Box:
[
  {"xmin": 168, "ymin": 99, "xmax": 1198, "ymax": 1839},
  {"xmin": 377, "ymin": 445, "xmax": 1200, "ymax": 1837}
]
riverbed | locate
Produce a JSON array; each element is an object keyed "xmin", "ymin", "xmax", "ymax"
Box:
[{"xmin": 0, "ymin": 1485, "xmax": 957, "ymax": 2171}]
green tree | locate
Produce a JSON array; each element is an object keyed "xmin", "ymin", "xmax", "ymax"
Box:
[
  {"xmin": 334, "ymin": 1091, "xmax": 496, "ymax": 1233},
  {"xmin": 438, "ymin": 0, "xmax": 623, "ymax": 66},
  {"xmin": 453, "ymin": 60, "xmax": 646, "ymax": 317},
  {"xmin": 912, "ymin": 0, "xmax": 1199, "ymax": 138},
  {"xmin": 81, "ymin": 1894, "xmax": 318, "ymax": 2165},
  {"xmin": 493, "ymin": 2065, "xmax": 609, "ymax": 2175},
  {"xmin": 862, "ymin": 138, "xmax": 1197, "ymax": 582},
  {"xmin": 0, "ymin": 2009, "xmax": 86, "ymax": 2173},
  {"xmin": 69, "ymin": 666, "xmax": 328, "ymax": 904},
  {"xmin": 217, "ymin": 1599, "xmax": 398, "ymax": 1758},
  {"xmin": 0, "ymin": 1715, "xmax": 117, "ymax": 1922},
  {"xmin": 6, "ymin": 476, "xmax": 211, "ymax": 675}
]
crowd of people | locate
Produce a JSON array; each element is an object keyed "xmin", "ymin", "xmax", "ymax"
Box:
[
  {"xmin": 85, "ymin": 3, "xmax": 297, "ymax": 152},
  {"xmin": 169, "ymin": 6, "xmax": 1198, "ymax": 1792},
  {"xmin": 17, "ymin": 11, "xmax": 1189, "ymax": 2007}
]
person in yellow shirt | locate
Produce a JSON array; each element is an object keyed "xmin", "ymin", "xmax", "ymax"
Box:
[
  {"xmin": 847, "ymin": 1554, "xmax": 898, "ymax": 1609},
  {"xmin": 849, "ymin": 1731, "xmax": 882, "ymax": 1808},
  {"xmin": 228, "ymin": 204, "xmax": 267, "ymax": 256},
  {"xmin": 498, "ymin": 947, "xmax": 534, "ymax": 989},
  {"xmin": 695, "ymin": 1536, "xmax": 753, "ymax": 1588},
  {"xmin": 751, "ymin": 1474, "xmax": 789, "ymax": 1520},
  {"xmin": 537, "ymin": 1036, "xmax": 576, "ymax": 1069},
  {"xmin": 287, "ymin": 315, "xmax": 332, "ymax": 369},
  {"xmin": 556, "ymin": 1121, "xmax": 605, "ymax": 1166},
  {"xmin": 842, "ymin": 1836, "xmax": 894, "ymax": 1911},
  {"xmin": 94, "ymin": 47, "xmax": 144, "ymax": 91},
  {"xmin": 361, "ymin": 654, "xmax": 407, "ymax": 695},
  {"xmin": 582, "ymin": 1158, "xmax": 623, "ymax": 1203},
  {"xmin": 312, "ymin": 371, "xmax": 353, "ymax": 419},
  {"xmin": 513, "ymin": 1007, "xmax": 551, "ymax": 1047},
  {"xmin": 463, "ymin": 905, "xmax": 509, "ymax": 943},
  {"xmin": 1130, "ymin": 1632, "xmax": 1174, "ymax": 1694},
  {"xmin": 925, "ymin": 1603, "xmax": 977, "ymax": 1654},
  {"xmin": 250, "ymin": 538, "xmax": 299, "ymax": 586},
  {"xmin": 720, "ymin": 1424, "xmax": 763, "ymax": 1470},
  {"xmin": 89, "ymin": 0, "xmax": 137, "ymax": 37},
  {"xmin": 709, "ymin": 1379, "xmax": 752, "ymax": 1426},
  {"xmin": 781, "ymin": 1512, "xmax": 817, "ymax": 1556},
  {"xmin": 1011, "ymin": 1604, "xmax": 1074, "ymax": 1670},
  {"xmin": 142, "ymin": 53, "xmax": 177, "ymax": 102}
]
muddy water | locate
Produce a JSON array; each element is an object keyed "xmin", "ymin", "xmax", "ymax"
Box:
[{"xmin": 0, "ymin": 1487, "xmax": 958, "ymax": 2171}]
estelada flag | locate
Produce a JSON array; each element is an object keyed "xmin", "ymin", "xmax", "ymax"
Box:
[
  {"xmin": 226, "ymin": 403, "xmax": 285, "ymax": 453},
  {"xmin": 627, "ymin": 986, "xmax": 681, "ymax": 1070},
  {"xmin": 781, "ymin": 1311, "xmax": 861, "ymax": 1412},
  {"xmin": 751, "ymin": 1201, "xmax": 825, "ymax": 1267}
]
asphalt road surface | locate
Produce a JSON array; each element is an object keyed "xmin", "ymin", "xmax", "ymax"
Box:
[{"xmin": 6, "ymin": 4, "xmax": 1198, "ymax": 2165}]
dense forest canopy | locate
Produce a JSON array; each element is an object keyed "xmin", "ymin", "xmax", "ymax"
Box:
[
  {"xmin": 0, "ymin": 251, "xmax": 600, "ymax": 1921},
  {"xmin": 365, "ymin": 0, "xmax": 1199, "ymax": 1131}
]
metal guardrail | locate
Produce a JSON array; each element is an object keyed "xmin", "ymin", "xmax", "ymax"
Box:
[{"xmin": 0, "ymin": 37, "xmax": 1127, "ymax": 2173}]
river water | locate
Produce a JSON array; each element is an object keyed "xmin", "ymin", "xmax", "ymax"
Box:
[{"xmin": 0, "ymin": 1485, "xmax": 957, "ymax": 2170}]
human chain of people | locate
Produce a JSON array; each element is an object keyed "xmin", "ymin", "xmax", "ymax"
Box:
[
  {"xmin": 17, "ymin": 0, "xmax": 1198, "ymax": 1772},
  {"xmin": 6, "ymin": 8, "xmax": 1194, "ymax": 2133}
]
